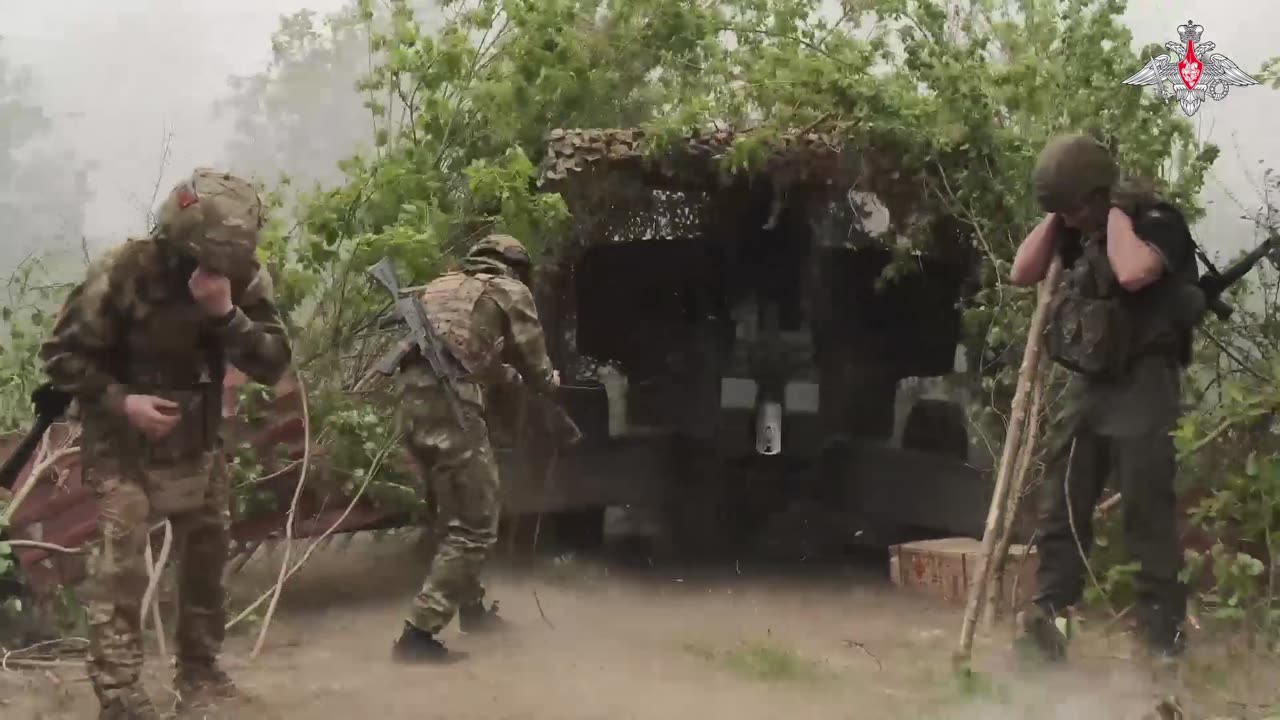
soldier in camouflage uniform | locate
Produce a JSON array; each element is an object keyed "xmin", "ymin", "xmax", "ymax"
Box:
[
  {"xmin": 391, "ymin": 234, "xmax": 566, "ymax": 663},
  {"xmin": 1009, "ymin": 135, "xmax": 1198, "ymax": 664},
  {"xmin": 40, "ymin": 169, "xmax": 292, "ymax": 718}
]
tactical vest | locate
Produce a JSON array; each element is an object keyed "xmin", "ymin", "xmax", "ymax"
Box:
[
  {"xmin": 79, "ymin": 244, "xmax": 243, "ymax": 514},
  {"xmin": 1045, "ymin": 201, "xmax": 1198, "ymax": 380},
  {"xmin": 418, "ymin": 271, "xmax": 499, "ymax": 376}
]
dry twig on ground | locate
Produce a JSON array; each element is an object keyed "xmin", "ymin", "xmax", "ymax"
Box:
[
  {"xmin": 0, "ymin": 638, "xmax": 88, "ymax": 673},
  {"xmin": 841, "ymin": 639, "xmax": 882, "ymax": 670},
  {"xmin": 530, "ymin": 449, "xmax": 560, "ymax": 555},
  {"xmin": 250, "ymin": 372, "xmax": 313, "ymax": 660},
  {"xmin": 3, "ymin": 540, "xmax": 83, "ymax": 554},
  {"xmin": 226, "ymin": 434, "xmax": 398, "ymax": 634},
  {"xmin": 532, "ymin": 588, "xmax": 555, "ymax": 629},
  {"xmin": 2, "ymin": 447, "xmax": 79, "ymax": 526},
  {"xmin": 141, "ymin": 520, "xmax": 173, "ymax": 658}
]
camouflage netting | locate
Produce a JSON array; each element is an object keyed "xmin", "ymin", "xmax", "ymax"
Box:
[
  {"xmin": 530, "ymin": 123, "xmax": 977, "ymax": 384},
  {"xmin": 540, "ymin": 126, "xmax": 851, "ymax": 188},
  {"xmin": 536, "ymin": 123, "xmax": 972, "ymax": 264}
]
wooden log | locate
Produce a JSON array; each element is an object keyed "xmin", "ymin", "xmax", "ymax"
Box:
[
  {"xmin": 954, "ymin": 256, "xmax": 1062, "ymax": 669},
  {"xmin": 982, "ymin": 354, "xmax": 1053, "ymax": 627}
]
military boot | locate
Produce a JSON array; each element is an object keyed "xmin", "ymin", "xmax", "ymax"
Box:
[
  {"xmin": 1137, "ymin": 604, "xmax": 1186, "ymax": 666},
  {"xmin": 458, "ymin": 600, "xmax": 508, "ymax": 634},
  {"xmin": 1013, "ymin": 604, "xmax": 1068, "ymax": 665},
  {"xmin": 1142, "ymin": 631, "xmax": 1186, "ymax": 667},
  {"xmin": 98, "ymin": 686, "xmax": 162, "ymax": 720},
  {"xmin": 174, "ymin": 662, "xmax": 238, "ymax": 714},
  {"xmin": 391, "ymin": 621, "xmax": 464, "ymax": 663}
]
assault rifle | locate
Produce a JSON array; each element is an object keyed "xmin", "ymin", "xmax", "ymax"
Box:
[
  {"xmin": 0, "ymin": 384, "xmax": 72, "ymax": 491},
  {"xmin": 365, "ymin": 258, "xmax": 581, "ymax": 448},
  {"xmin": 1196, "ymin": 233, "xmax": 1280, "ymax": 321},
  {"xmin": 366, "ymin": 256, "xmax": 468, "ymax": 429}
]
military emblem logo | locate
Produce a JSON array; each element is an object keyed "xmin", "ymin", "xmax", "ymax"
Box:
[{"xmin": 1122, "ymin": 20, "xmax": 1258, "ymax": 117}]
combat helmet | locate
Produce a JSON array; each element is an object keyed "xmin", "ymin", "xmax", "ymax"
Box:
[
  {"xmin": 153, "ymin": 168, "xmax": 265, "ymax": 276},
  {"xmin": 1031, "ymin": 134, "xmax": 1117, "ymax": 214},
  {"xmin": 463, "ymin": 233, "xmax": 532, "ymax": 280}
]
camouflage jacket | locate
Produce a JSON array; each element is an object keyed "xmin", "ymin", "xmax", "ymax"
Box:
[
  {"xmin": 39, "ymin": 237, "xmax": 292, "ymax": 465},
  {"xmin": 410, "ymin": 266, "xmax": 556, "ymax": 399}
]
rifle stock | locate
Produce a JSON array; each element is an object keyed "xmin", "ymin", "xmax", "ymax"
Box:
[{"xmin": 0, "ymin": 384, "xmax": 72, "ymax": 491}]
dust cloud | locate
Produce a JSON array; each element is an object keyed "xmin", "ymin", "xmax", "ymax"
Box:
[
  {"xmin": 1, "ymin": 3, "xmax": 1278, "ymax": 719},
  {"xmin": 7, "ymin": 532, "xmax": 1256, "ymax": 720},
  {"xmin": 0, "ymin": 0, "xmax": 1276, "ymax": 271}
]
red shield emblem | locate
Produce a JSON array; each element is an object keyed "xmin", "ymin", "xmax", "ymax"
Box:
[
  {"xmin": 1178, "ymin": 40, "xmax": 1202, "ymax": 90},
  {"xmin": 176, "ymin": 182, "xmax": 199, "ymax": 209}
]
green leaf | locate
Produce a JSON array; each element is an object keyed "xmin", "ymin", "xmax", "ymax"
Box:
[{"xmin": 1241, "ymin": 554, "xmax": 1266, "ymax": 577}]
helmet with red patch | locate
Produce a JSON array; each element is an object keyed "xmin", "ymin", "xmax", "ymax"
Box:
[{"xmin": 153, "ymin": 168, "xmax": 265, "ymax": 276}]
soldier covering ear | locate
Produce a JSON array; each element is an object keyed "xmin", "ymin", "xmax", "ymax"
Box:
[
  {"xmin": 38, "ymin": 168, "xmax": 291, "ymax": 718},
  {"xmin": 1013, "ymin": 135, "xmax": 1195, "ymax": 666}
]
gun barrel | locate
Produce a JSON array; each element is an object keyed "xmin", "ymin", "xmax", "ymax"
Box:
[{"xmin": 1217, "ymin": 237, "xmax": 1277, "ymax": 288}]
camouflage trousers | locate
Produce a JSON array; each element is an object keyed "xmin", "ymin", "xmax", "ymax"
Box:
[
  {"xmin": 81, "ymin": 451, "xmax": 230, "ymax": 706},
  {"xmin": 398, "ymin": 365, "xmax": 500, "ymax": 634}
]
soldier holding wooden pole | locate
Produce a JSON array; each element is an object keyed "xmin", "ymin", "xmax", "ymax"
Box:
[{"xmin": 1005, "ymin": 135, "xmax": 1201, "ymax": 663}]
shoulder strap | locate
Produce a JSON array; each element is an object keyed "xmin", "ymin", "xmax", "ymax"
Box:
[
  {"xmin": 201, "ymin": 331, "xmax": 227, "ymax": 388},
  {"xmin": 1130, "ymin": 198, "xmax": 1205, "ymax": 277}
]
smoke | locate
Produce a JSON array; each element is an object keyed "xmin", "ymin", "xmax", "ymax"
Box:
[
  {"xmin": 0, "ymin": 0, "xmax": 352, "ymax": 255},
  {"xmin": 941, "ymin": 664, "xmax": 1168, "ymax": 720},
  {"xmin": 0, "ymin": 0, "xmax": 1274, "ymax": 268}
]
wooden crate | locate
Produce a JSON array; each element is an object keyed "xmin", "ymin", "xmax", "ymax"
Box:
[{"xmin": 888, "ymin": 537, "xmax": 1039, "ymax": 615}]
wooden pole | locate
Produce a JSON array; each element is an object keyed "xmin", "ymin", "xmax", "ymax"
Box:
[
  {"xmin": 982, "ymin": 353, "xmax": 1053, "ymax": 628},
  {"xmin": 954, "ymin": 257, "xmax": 1062, "ymax": 669}
]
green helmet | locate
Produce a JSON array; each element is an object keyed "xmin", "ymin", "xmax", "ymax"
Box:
[
  {"xmin": 153, "ymin": 168, "xmax": 265, "ymax": 276},
  {"xmin": 1031, "ymin": 134, "xmax": 1117, "ymax": 214},
  {"xmin": 462, "ymin": 233, "xmax": 532, "ymax": 277}
]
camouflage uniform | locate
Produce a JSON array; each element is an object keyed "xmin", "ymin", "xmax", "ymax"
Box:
[
  {"xmin": 392, "ymin": 234, "xmax": 559, "ymax": 661},
  {"xmin": 40, "ymin": 169, "xmax": 291, "ymax": 718}
]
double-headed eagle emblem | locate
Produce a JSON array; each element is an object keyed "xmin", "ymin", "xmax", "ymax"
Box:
[{"xmin": 1123, "ymin": 20, "xmax": 1258, "ymax": 117}]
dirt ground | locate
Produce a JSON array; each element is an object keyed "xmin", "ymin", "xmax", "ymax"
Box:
[{"xmin": 3, "ymin": 533, "xmax": 1278, "ymax": 720}]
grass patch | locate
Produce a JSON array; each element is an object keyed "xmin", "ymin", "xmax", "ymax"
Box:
[
  {"xmin": 682, "ymin": 639, "xmax": 828, "ymax": 683},
  {"xmin": 952, "ymin": 668, "xmax": 1009, "ymax": 703},
  {"xmin": 725, "ymin": 642, "xmax": 823, "ymax": 682},
  {"xmin": 902, "ymin": 669, "xmax": 1017, "ymax": 720}
]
